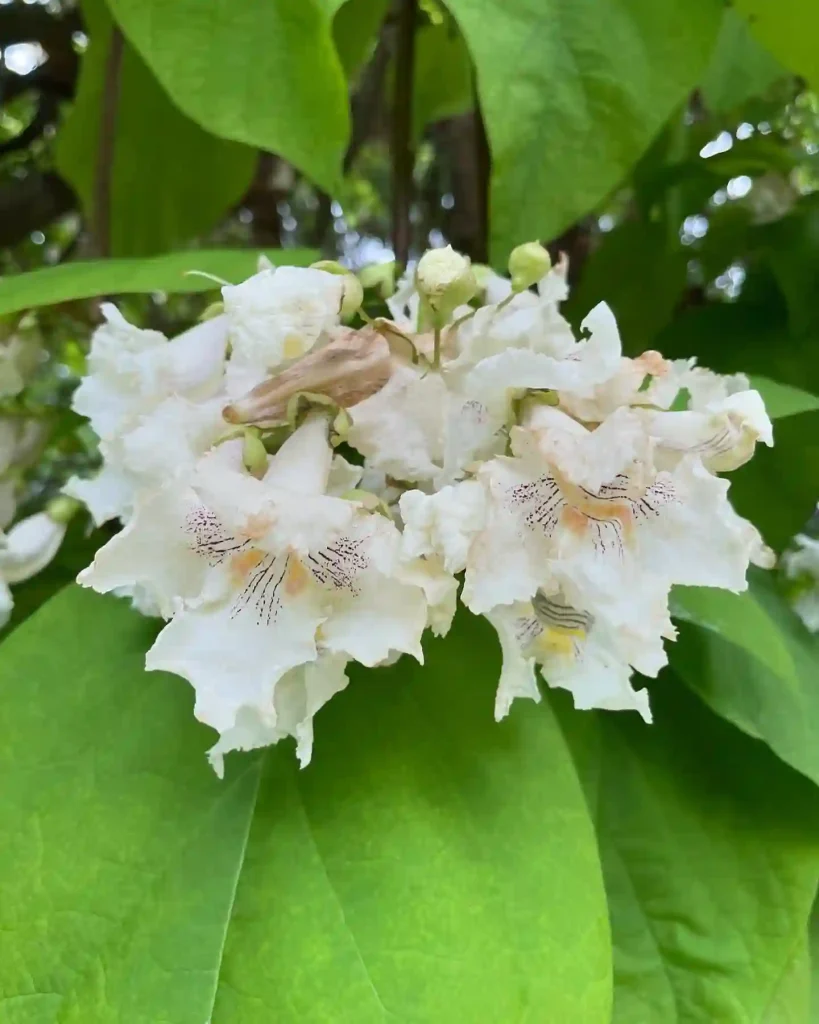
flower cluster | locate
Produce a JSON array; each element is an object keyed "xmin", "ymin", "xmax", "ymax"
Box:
[{"xmin": 72, "ymin": 246, "xmax": 774, "ymax": 773}]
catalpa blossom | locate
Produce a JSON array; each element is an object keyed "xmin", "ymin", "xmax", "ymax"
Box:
[
  {"xmin": 783, "ymin": 529, "xmax": 819, "ymax": 632},
  {"xmin": 66, "ymin": 244, "xmax": 775, "ymax": 772},
  {"xmin": 80, "ymin": 415, "xmax": 452, "ymax": 772}
]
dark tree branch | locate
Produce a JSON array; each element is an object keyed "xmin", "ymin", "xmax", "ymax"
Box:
[
  {"xmin": 473, "ymin": 72, "xmax": 490, "ymax": 264},
  {"xmin": 391, "ymin": 0, "xmax": 417, "ymax": 268},
  {"xmin": 91, "ymin": 25, "xmax": 124, "ymax": 257},
  {"xmin": 309, "ymin": 10, "xmax": 395, "ymax": 251}
]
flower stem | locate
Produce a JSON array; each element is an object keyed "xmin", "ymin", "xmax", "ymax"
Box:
[{"xmin": 432, "ymin": 325, "xmax": 442, "ymax": 369}]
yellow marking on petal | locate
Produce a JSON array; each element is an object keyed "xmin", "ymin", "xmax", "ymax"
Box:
[
  {"xmin": 553, "ymin": 468, "xmax": 635, "ymax": 542},
  {"xmin": 535, "ymin": 626, "xmax": 583, "ymax": 659},
  {"xmin": 285, "ymin": 555, "xmax": 310, "ymax": 596},
  {"xmin": 283, "ymin": 334, "xmax": 305, "ymax": 360},
  {"xmin": 230, "ymin": 548, "xmax": 264, "ymax": 585},
  {"xmin": 240, "ymin": 512, "xmax": 273, "ymax": 541}
]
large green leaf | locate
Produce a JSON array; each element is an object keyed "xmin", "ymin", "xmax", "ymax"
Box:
[
  {"xmin": 671, "ymin": 571, "xmax": 819, "ymax": 788},
  {"xmin": 701, "ymin": 8, "xmax": 784, "ymax": 114},
  {"xmin": 413, "ymin": 21, "xmax": 474, "ymax": 139},
  {"xmin": 106, "ymin": 0, "xmax": 350, "ymax": 193},
  {"xmin": 333, "ymin": 0, "xmax": 388, "ymax": 79},
  {"xmin": 751, "ymin": 376, "xmax": 819, "ymax": 419},
  {"xmin": 0, "ymin": 249, "xmax": 317, "ymax": 317},
  {"xmin": 446, "ymin": 0, "xmax": 723, "ymax": 258},
  {"xmin": 0, "ymin": 588, "xmax": 612, "ymax": 1022},
  {"xmin": 56, "ymin": 0, "xmax": 256, "ymax": 257},
  {"xmin": 553, "ymin": 681, "xmax": 819, "ymax": 1023},
  {"xmin": 733, "ymin": 0, "xmax": 819, "ymax": 89}
]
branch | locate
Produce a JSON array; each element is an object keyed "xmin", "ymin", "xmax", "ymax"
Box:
[
  {"xmin": 390, "ymin": 0, "xmax": 417, "ymax": 268},
  {"xmin": 91, "ymin": 25, "xmax": 124, "ymax": 258},
  {"xmin": 473, "ymin": 71, "xmax": 490, "ymax": 264}
]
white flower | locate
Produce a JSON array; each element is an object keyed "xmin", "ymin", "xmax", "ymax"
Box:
[
  {"xmin": 0, "ymin": 509, "xmax": 68, "ymax": 627},
  {"xmin": 72, "ymin": 305, "xmax": 228, "ymax": 441},
  {"xmin": 66, "ymin": 394, "xmax": 227, "ymax": 526},
  {"xmin": 80, "ymin": 415, "xmax": 446, "ymax": 769},
  {"xmin": 0, "ymin": 511, "xmax": 66, "ymax": 583},
  {"xmin": 783, "ymin": 532, "xmax": 819, "ymax": 632},
  {"xmin": 0, "ymin": 418, "xmax": 45, "ymax": 527},
  {"xmin": 0, "ymin": 335, "xmax": 44, "ymax": 398},
  {"xmin": 641, "ymin": 388, "xmax": 773, "ymax": 472},
  {"xmin": 206, "ymin": 654, "xmax": 350, "ymax": 776},
  {"xmin": 222, "ymin": 265, "xmax": 344, "ymax": 396},
  {"xmin": 487, "ymin": 592, "xmax": 653, "ymax": 723}
]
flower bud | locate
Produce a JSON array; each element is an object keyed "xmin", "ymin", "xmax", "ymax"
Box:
[
  {"xmin": 358, "ymin": 261, "xmax": 396, "ymax": 299},
  {"xmin": 242, "ymin": 428, "xmax": 269, "ymax": 478},
  {"xmin": 309, "ymin": 262, "xmax": 363, "ymax": 322},
  {"xmin": 309, "ymin": 260, "xmax": 347, "ymax": 276},
  {"xmin": 415, "ymin": 245, "xmax": 477, "ymax": 325},
  {"xmin": 339, "ymin": 274, "xmax": 364, "ymax": 322},
  {"xmin": 223, "ymin": 326, "xmax": 392, "ymax": 428},
  {"xmin": 508, "ymin": 241, "xmax": 551, "ymax": 292},
  {"xmin": 0, "ymin": 510, "xmax": 68, "ymax": 585}
]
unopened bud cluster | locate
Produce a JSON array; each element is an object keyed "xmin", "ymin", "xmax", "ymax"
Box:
[{"xmin": 68, "ymin": 247, "xmax": 774, "ymax": 774}]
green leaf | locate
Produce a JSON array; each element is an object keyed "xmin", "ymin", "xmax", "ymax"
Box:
[
  {"xmin": 106, "ymin": 0, "xmax": 350, "ymax": 193},
  {"xmin": 729, "ymin": 410, "xmax": 819, "ymax": 552},
  {"xmin": 751, "ymin": 375, "xmax": 819, "ymax": 419},
  {"xmin": 0, "ymin": 589, "xmax": 612, "ymax": 1021},
  {"xmin": 56, "ymin": 0, "xmax": 256, "ymax": 257},
  {"xmin": 446, "ymin": 0, "xmax": 723, "ymax": 258},
  {"xmin": 333, "ymin": 0, "xmax": 388, "ymax": 79},
  {"xmin": 413, "ymin": 21, "xmax": 474, "ymax": 139},
  {"xmin": 671, "ymin": 571, "xmax": 819, "ymax": 788},
  {"xmin": 553, "ymin": 681, "xmax": 819, "ymax": 1023},
  {"xmin": 565, "ymin": 219, "xmax": 688, "ymax": 350},
  {"xmin": 733, "ymin": 0, "xmax": 819, "ymax": 88},
  {"xmin": 701, "ymin": 8, "xmax": 784, "ymax": 114},
  {"xmin": 0, "ymin": 249, "xmax": 318, "ymax": 317}
]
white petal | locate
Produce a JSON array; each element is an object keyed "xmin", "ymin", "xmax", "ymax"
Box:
[
  {"xmin": 515, "ymin": 404, "xmax": 651, "ymax": 493},
  {"xmin": 147, "ymin": 580, "xmax": 324, "ymax": 733},
  {"xmin": 0, "ymin": 512, "xmax": 66, "ymax": 584},
  {"xmin": 64, "ymin": 463, "xmax": 135, "ymax": 526},
  {"xmin": 318, "ymin": 516, "xmax": 427, "ymax": 665},
  {"xmin": 486, "ymin": 604, "xmax": 542, "ymax": 721},
  {"xmin": 206, "ymin": 654, "xmax": 350, "ymax": 775},
  {"xmin": 223, "ymin": 266, "xmax": 343, "ymax": 391},
  {"xmin": 348, "ymin": 366, "xmax": 446, "ymax": 484},
  {"xmin": 462, "ymin": 300, "xmax": 622, "ymax": 410},
  {"xmin": 78, "ymin": 486, "xmax": 220, "ymax": 616},
  {"xmin": 0, "ymin": 478, "xmax": 18, "ymax": 528},
  {"xmin": 166, "ymin": 315, "xmax": 229, "ymax": 398},
  {"xmin": 399, "ymin": 480, "xmax": 486, "ymax": 574},
  {"xmin": 0, "ymin": 578, "xmax": 13, "ymax": 628}
]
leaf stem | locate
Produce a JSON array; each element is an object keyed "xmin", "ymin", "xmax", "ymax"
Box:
[
  {"xmin": 391, "ymin": 0, "xmax": 417, "ymax": 270},
  {"xmin": 91, "ymin": 24, "xmax": 124, "ymax": 258}
]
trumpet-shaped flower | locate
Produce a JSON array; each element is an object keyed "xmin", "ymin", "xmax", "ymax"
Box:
[
  {"xmin": 80, "ymin": 415, "xmax": 447, "ymax": 769},
  {"xmin": 222, "ymin": 265, "xmax": 344, "ymax": 397}
]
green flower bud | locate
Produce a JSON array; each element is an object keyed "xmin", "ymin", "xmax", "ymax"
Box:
[
  {"xmin": 508, "ymin": 241, "xmax": 551, "ymax": 292},
  {"xmin": 339, "ymin": 274, "xmax": 364, "ymax": 321},
  {"xmin": 242, "ymin": 428, "xmax": 268, "ymax": 478},
  {"xmin": 310, "ymin": 260, "xmax": 347, "ymax": 276},
  {"xmin": 415, "ymin": 245, "xmax": 477, "ymax": 326},
  {"xmin": 46, "ymin": 495, "xmax": 81, "ymax": 525},
  {"xmin": 358, "ymin": 261, "xmax": 396, "ymax": 299}
]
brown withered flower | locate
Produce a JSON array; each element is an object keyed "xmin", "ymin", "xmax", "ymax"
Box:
[{"xmin": 222, "ymin": 325, "xmax": 393, "ymax": 428}]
